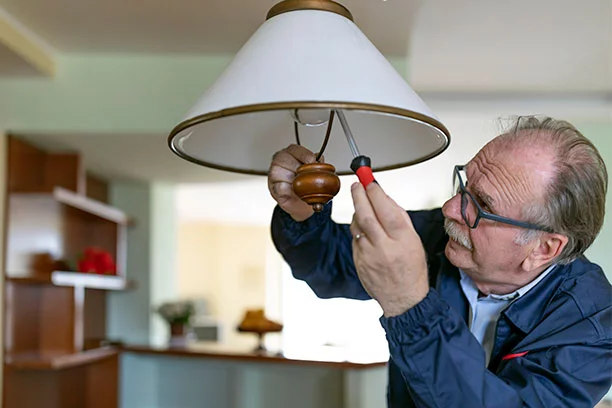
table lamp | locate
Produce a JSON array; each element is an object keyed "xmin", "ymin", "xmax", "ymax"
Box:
[{"xmin": 168, "ymin": 0, "xmax": 450, "ymax": 211}]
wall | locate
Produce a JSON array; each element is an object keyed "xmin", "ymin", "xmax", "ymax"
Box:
[
  {"xmin": 107, "ymin": 182, "xmax": 179, "ymax": 346},
  {"xmin": 0, "ymin": 54, "xmax": 408, "ymax": 135},
  {"xmin": 0, "ymin": 54, "xmax": 231, "ymax": 134},
  {"xmin": 150, "ymin": 183, "xmax": 178, "ymax": 345},
  {"xmin": 107, "ymin": 181, "xmax": 152, "ymax": 344},
  {"xmin": 578, "ymin": 121, "xmax": 612, "ymax": 279},
  {"xmin": 0, "ymin": 133, "xmax": 7, "ymax": 404},
  {"xmin": 176, "ymin": 222, "xmax": 270, "ymax": 348}
]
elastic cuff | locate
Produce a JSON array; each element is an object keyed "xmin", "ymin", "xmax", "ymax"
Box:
[
  {"xmin": 273, "ymin": 202, "xmax": 332, "ymax": 243},
  {"xmin": 379, "ymin": 289, "xmax": 449, "ymax": 344}
]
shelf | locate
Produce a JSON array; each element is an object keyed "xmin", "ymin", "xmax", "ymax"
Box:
[
  {"xmin": 51, "ymin": 187, "xmax": 128, "ymax": 225},
  {"xmin": 7, "ymin": 186, "xmax": 129, "ymax": 278},
  {"xmin": 7, "ymin": 271, "xmax": 133, "ymax": 291},
  {"xmin": 9, "ymin": 187, "xmax": 128, "ymax": 225},
  {"xmin": 5, "ymin": 347, "xmax": 119, "ymax": 370}
]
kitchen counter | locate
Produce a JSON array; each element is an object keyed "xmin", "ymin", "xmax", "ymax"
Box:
[
  {"xmin": 120, "ymin": 342, "xmax": 388, "ymax": 408},
  {"xmin": 123, "ymin": 341, "xmax": 388, "ymax": 370}
]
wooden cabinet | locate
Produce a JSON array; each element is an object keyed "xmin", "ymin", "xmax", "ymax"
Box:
[{"xmin": 3, "ymin": 136, "xmax": 129, "ymax": 408}]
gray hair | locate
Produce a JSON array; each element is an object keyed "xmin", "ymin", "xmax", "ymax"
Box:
[{"xmin": 497, "ymin": 116, "xmax": 608, "ymax": 264}]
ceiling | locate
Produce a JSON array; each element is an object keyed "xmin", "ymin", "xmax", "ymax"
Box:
[{"xmin": 0, "ymin": 0, "xmax": 419, "ymax": 56}]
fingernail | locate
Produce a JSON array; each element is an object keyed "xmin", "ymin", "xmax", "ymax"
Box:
[{"xmin": 351, "ymin": 182, "xmax": 360, "ymax": 190}]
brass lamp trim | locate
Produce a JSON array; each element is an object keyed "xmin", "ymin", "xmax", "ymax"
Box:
[
  {"xmin": 266, "ymin": 0, "xmax": 353, "ymax": 21},
  {"xmin": 167, "ymin": 101, "xmax": 451, "ymax": 176}
]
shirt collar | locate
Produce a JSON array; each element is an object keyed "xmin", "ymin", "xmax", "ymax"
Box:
[{"xmin": 460, "ymin": 264, "xmax": 557, "ymax": 302}]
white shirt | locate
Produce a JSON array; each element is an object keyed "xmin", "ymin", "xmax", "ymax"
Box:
[{"xmin": 459, "ymin": 265, "xmax": 556, "ymax": 365}]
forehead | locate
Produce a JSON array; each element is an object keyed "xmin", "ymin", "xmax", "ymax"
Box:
[{"xmin": 465, "ymin": 142, "xmax": 555, "ymax": 211}]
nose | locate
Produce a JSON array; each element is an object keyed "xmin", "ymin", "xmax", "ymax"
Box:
[{"xmin": 442, "ymin": 193, "xmax": 463, "ymax": 224}]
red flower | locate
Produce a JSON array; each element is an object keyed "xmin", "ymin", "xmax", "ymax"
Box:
[
  {"xmin": 78, "ymin": 259, "xmax": 98, "ymax": 273},
  {"xmin": 78, "ymin": 247, "xmax": 117, "ymax": 275}
]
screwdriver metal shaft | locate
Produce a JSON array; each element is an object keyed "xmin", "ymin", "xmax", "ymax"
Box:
[
  {"xmin": 335, "ymin": 110, "xmax": 376, "ymax": 187},
  {"xmin": 337, "ymin": 110, "xmax": 360, "ymax": 157}
]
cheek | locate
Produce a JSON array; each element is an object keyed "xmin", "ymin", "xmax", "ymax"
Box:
[
  {"xmin": 471, "ymin": 228, "xmax": 506, "ymax": 265},
  {"xmin": 471, "ymin": 228, "xmax": 520, "ymax": 265}
]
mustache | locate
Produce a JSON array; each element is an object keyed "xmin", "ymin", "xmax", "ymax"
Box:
[{"xmin": 444, "ymin": 218, "xmax": 473, "ymax": 251}]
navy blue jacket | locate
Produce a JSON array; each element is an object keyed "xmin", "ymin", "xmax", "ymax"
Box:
[{"xmin": 271, "ymin": 204, "xmax": 612, "ymax": 407}]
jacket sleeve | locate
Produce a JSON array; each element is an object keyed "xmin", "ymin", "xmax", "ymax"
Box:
[
  {"xmin": 270, "ymin": 203, "xmax": 448, "ymax": 301},
  {"xmin": 380, "ymin": 289, "xmax": 612, "ymax": 408},
  {"xmin": 270, "ymin": 203, "xmax": 369, "ymax": 300}
]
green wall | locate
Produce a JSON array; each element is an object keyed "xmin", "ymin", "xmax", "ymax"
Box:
[
  {"xmin": 108, "ymin": 182, "xmax": 152, "ymax": 344},
  {"xmin": 0, "ymin": 54, "xmax": 408, "ymax": 135},
  {"xmin": 579, "ymin": 121, "xmax": 612, "ymax": 278},
  {"xmin": 0, "ymin": 54, "xmax": 232, "ymax": 134}
]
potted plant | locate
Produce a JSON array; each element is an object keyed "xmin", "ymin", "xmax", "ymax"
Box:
[{"xmin": 154, "ymin": 300, "xmax": 195, "ymax": 345}]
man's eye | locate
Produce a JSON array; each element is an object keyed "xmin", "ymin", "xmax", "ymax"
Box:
[
  {"xmin": 473, "ymin": 195, "xmax": 489, "ymax": 211},
  {"xmin": 479, "ymin": 200, "xmax": 493, "ymax": 212}
]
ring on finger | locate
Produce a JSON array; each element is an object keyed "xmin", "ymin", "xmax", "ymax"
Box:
[{"xmin": 355, "ymin": 232, "xmax": 366, "ymax": 241}]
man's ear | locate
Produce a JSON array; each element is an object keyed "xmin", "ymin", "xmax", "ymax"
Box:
[{"xmin": 522, "ymin": 233, "xmax": 569, "ymax": 271}]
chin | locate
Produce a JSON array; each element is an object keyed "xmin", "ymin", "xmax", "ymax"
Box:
[{"xmin": 445, "ymin": 240, "xmax": 473, "ymax": 270}]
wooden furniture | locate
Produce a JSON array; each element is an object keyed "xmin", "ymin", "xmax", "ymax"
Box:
[{"xmin": 3, "ymin": 136, "xmax": 130, "ymax": 408}]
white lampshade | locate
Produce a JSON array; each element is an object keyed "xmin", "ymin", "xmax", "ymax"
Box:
[{"xmin": 168, "ymin": 0, "xmax": 450, "ymax": 175}]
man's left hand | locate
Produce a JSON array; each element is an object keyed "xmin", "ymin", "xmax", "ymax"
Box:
[{"xmin": 350, "ymin": 181, "xmax": 429, "ymax": 317}]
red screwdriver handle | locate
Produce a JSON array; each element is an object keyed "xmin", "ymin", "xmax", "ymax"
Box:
[{"xmin": 350, "ymin": 155, "xmax": 375, "ymax": 187}]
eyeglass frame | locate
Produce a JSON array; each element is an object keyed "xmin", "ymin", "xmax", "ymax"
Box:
[{"xmin": 453, "ymin": 165, "xmax": 554, "ymax": 232}]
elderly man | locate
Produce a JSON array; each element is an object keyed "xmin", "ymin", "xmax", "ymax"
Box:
[{"xmin": 268, "ymin": 116, "xmax": 611, "ymax": 407}]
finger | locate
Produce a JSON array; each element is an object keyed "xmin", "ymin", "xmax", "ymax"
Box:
[
  {"xmin": 349, "ymin": 214, "xmax": 362, "ymax": 238},
  {"xmin": 268, "ymin": 165, "xmax": 297, "ymax": 185},
  {"xmin": 350, "ymin": 214, "xmax": 358, "ymax": 236},
  {"xmin": 365, "ymin": 183, "xmax": 415, "ymax": 239},
  {"xmin": 350, "ymin": 219, "xmax": 374, "ymax": 261},
  {"xmin": 270, "ymin": 150, "xmax": 302, "ymax": 174},
  {"xmin": 351, "ymin": 182, "xmax": 386, "ymax": 242},
  {"xmin": 269, "ymin": 181, "xmax": 296, "ymax": 202},
  {"xmin": 285, "ymin": 144, "xmax": 317, "ymax": 165},
  {"xmin": 268, "ymin": 165, "xmax": 295, "ymax": 197}
]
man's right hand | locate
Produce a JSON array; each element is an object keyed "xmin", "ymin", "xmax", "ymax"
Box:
[{"xmin": 268, "ymin": 144, "xmax": 318, "ymax": 222}]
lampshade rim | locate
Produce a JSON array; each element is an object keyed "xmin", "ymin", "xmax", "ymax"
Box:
[
  {"xmin": 266, "ymin": 0, "xmax": 353, "ymax": 22},
  {"xmin": 167, "ymin": 101, "xmax": 452, "ymax": 176}
]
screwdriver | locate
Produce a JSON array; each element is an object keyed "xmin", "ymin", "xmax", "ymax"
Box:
[{"xmin": 336, "ymin": 110, "xmax": 376, "ymax": 187}]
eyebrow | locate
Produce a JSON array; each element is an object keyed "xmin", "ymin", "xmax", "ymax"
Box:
[
  {"xmin": 471, "ymin": 185, "xmax": 497, "ymax": 212},
  {"xmin": 464, "ymin": 164, "xmax": 498, "ymax": 212}
]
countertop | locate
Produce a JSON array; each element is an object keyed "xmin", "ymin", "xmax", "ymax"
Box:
[{"xmin": 123, "ymin": 342, "xmax": 388, "ymax": 369}]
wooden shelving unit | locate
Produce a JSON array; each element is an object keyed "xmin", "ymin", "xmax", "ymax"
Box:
[
  {"xmin": 6, "ymin": 271, "xmax": 132, "ymax": 291},
  {"xmin": 6, "ymin": 347, "xmax": 119, "ymax": 370},
  {"xmin": 3, "ymin": 135, "xmax": 128, "ymax": 408}
]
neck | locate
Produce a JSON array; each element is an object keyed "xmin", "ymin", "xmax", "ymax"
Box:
[
  {"xmin": 470, "ymin": 263, "xmax": 551, "ymax": 296},
  {"xmin": 475, "ymin": 281, "xmax": 521, "ymax": 296}
]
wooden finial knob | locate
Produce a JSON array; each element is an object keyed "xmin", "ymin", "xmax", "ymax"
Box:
[{"xmin": 293, "ymin": 163, "xmax": 341, "ymax": 212}]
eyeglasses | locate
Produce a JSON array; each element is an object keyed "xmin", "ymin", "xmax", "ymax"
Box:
[{"xmin": 452, "ymin": 165, "xmax": 553, "ymax": 232}]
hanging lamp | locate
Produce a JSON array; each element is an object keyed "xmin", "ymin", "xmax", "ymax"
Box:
[{"xmin": 168, "ymin": 0, "xmax": 450, "ymax": 210}]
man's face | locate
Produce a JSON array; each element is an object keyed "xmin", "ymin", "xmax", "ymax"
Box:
[{"xmin": 440, "ymin": 138, "xmax": 555, "ymax": 292}]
